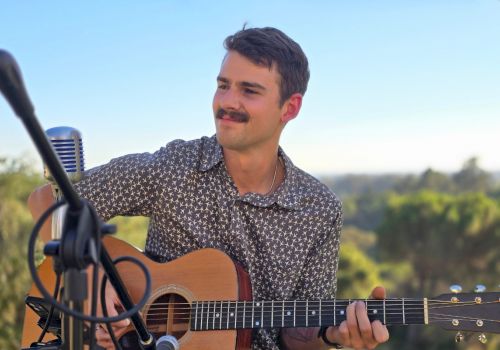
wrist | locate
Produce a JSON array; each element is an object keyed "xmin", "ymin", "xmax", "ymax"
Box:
[{"xmin": 317, "ymin": 327, "xmax": 343, "ymax": 349}]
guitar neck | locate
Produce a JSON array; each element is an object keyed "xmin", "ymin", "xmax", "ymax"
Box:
[{"xmin": 190, "ymin": 298, "xmax": 427, "ymax": 331}]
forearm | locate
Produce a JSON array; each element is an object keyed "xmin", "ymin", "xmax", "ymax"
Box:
[{"xmin": 280, "ymin": 327, "xmax": 331, "ymax": 350}]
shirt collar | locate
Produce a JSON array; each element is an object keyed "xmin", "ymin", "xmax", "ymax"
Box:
[{"xmin": 198, "ymin": 135, "xmax": 304, "ymax": 210}]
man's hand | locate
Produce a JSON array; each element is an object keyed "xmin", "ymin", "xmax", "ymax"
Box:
[
  {"xmin": 94, "ymin": 285, "xmax": 131, "ymax": 349},
  {"xmin": 325, "ymin": 286, "xmax": 389, "ymax": 349}
]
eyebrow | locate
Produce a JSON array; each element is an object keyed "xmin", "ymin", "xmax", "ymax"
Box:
[{"xmin": 217, "ymin": 76, "xmax": 267, "ymax": 91}]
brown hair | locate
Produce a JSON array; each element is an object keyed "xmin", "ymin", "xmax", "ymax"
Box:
[{"xmin": 224, "ymin": 27, "xmax": 310, "ymax": 106}]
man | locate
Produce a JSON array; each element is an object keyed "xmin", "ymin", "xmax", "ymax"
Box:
[{"xmin": 29, "ymin": 27, "xmax": 389, "ymax": 349}]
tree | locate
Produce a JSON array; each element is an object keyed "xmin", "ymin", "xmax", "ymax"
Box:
[
  {"xmin": 453, "ymin": 157, "xmax": 494, "ymax": 193},
  {"xmin": 0, "ymin": 158, "xmax": 44, "ymax": 350},
  {"xmin": 376, "ymin": 190, "xmax": 500, "ymax": 349}
]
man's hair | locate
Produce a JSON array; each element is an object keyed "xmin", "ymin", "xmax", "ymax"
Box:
[{"xmin": 223, "ymin": 27, "xmax": 310, "ymax": 106}]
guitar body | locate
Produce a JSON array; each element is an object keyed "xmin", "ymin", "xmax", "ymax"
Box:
[{"xmin": 21, "ymin": 236, "xmax": 253, "ymax": 350}]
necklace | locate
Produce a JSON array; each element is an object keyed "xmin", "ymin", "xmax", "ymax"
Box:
[{"xmin": 264, "ymin": 157, "xmax": 281, "ymax": 196}]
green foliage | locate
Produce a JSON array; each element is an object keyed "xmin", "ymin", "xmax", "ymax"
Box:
[
  {"xmin": 337, "ymin": 242, "xmax": 383, "ymax": 298},
  {"xmin": 1, "ymin": 154, "xmax": 499, "ymax": 350},
  {"xmin": 108, "ymin": 215, "xmax": 149, "ymax": 248},
  {"xmin": 0, "ymin": 157, "xmax": 149, "ymax": 350},
  {"xmin": 378, "ymin": 191, "xmax": 499, "ymax": 294},
  {"xmin": 376, "ymin": 191, "xmax": 500, "ymax": 349},
  {"xmin": 0, "ymin": 158, "xmax": 44, "ymax": 350},
  {"xmin": 342, "ymin": 192, "xmax": 391, "ymax": 231}
]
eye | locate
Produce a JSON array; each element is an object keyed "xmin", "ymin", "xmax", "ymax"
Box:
[
  {"xmin": 217, "ymin": 83, "xmax": 228, "ymax": 90},
  {"xmin": 243, "ymin": 88, "xmax": 257, "ymax": 94}
]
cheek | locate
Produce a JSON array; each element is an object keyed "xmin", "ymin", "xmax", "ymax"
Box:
[{"xmin": 212, "ymin": 92, "xmax": 220, "ymax": 112}]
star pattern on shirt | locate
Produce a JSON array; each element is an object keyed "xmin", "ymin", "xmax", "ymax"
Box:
[{"xmin": 75, "ymin": 135, "xmax": 342, "ymax": 350}]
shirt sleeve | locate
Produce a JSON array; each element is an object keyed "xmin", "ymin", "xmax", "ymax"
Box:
[
  {"xmin": 292, "ymin": 208, "xmax": 343, "ymax": 300},
  {"xmin": 74, "ymin": 149, "xmax": 166, "ymax": 222}
]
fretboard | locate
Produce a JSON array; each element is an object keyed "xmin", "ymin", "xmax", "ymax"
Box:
[{"xmin": 190, "ymin": 299, "xmax": 427, "ymax": 331}]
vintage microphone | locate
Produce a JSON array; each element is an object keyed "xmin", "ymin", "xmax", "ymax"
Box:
[{"xmin": 44, "ymin": 126, "xmax": 85, "ymax": 240}]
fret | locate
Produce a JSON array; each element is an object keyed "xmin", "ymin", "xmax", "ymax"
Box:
[
  {"xmin": 251, "ymin": 300, "xmax": 255, "ymax": 328},
  {"xmin": 282, "ymin": 300, "xmax": 285, "ymax": 327},
  {"xmin": 212, "ymin": 301, "xmax": 216, "ymax": 330},
  {"xmin": 261, "ymin": 301, "xmax": 265, "ymax": 328},
  {"xmin": 271, "ymin": 300, "xmax": 274, "ymax": 328},
  {"xmin": 402, "ymin": 298, "xmax": 406, "ymax": 325},
  {"xmin": 319, "ymin": 299, "xmax": 322, "ymax": 326},
  {"xmin": 194, "ymin": 301, "xmax": 199, "ymax": 330},
  {"xmin": 293, "ymin": 300, "xmax": 296, "ymax": 327},
  {"xmin": 306, "ymin": 300, "xmax": 309, "ymax": 327},
  {"xmin": 235, "ymin": 301, "xmax": 238, "ymax": 329},
  {"xmin": 243, "ymin": 300, "xmax": 246, "ymax": 329},
  {"xmin": 226, "ymin": 301, "xmax": 231, "ymax": 329},
  {"xmin": 219, "ymin": 301, "xmax": 224, "ymax": 329},
  {"xmin": 383, "ymin": 299, "xmax": 386, "ymax": 325},
  {"xmin": 200, "ymin": 302, "xmax": 204, "ymax": 330},
  {"xmin": 333, "ymin": 299, "xmax": 336, "ymax": 326}
]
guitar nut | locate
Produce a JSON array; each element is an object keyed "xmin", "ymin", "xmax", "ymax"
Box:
[
  {"xmin": 451, "ymin": 297, "xmax": 459, "ymax": 303},
  {"xmin": 476, "ymin": 319, "xmax": 484, "ymax": 327},
  {"xmin": 475, "ymin": 297, "xmax": 482, "ymax": 304},
  {"xmin": 452, "ymin": 319, "xmax": 459, "ymax": 326}
]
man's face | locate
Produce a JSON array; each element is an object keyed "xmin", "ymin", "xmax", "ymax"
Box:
[{"xmin": 213, "ymin": 50, "xmax": 286, "ymax": 152}]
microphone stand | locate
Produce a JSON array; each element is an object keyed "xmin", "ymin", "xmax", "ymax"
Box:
[{"xmin": 0, "ymin": 50, "xmax": 156, "ymax": 350}]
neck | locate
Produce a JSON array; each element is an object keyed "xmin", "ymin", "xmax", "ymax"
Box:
[
  {"xmin": 190, "ymin": 298, "xmax": 428, "ymax": 331},
  {"xmin": 223, "ymin": 147, "xmax": 283, "ymax": 196}
]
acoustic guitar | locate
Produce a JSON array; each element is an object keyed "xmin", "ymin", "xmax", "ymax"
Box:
[{"xmin": 21, "ymin": 236, "xmax": 500, "ymax": 349}]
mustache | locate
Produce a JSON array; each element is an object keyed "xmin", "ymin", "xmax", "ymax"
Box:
[{"xmin": 216, "ymin": 108, "xmax": 249, "ymax": 122}]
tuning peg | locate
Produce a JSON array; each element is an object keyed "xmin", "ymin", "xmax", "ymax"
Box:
[
  {"xmin": 478, "ymin": 333, "xmax": 487, "ymax": 344},
  {"xmin": 474, "ymin": 284, "xmax": 486, "ymax": 293},
  {"xmin": 450, "ymin": 285, "xmax": 462, "ymax": 293},
  {"xmin": 455, "ymin": 332, "xmax": 465, "ymax": 343}
]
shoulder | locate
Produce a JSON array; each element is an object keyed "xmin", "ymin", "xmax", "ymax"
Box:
[
  {"xmin": 292, "ymin": 166, "xmax": 342, "ymax": 215},
  {"xmin": 152, "ymin": 136, "xmax": 218, "ymax": 170}
]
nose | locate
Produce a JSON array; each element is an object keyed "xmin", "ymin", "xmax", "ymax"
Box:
[{"xmin": 217, "ymin": 87, "xmax": 241, "ymax": 111}]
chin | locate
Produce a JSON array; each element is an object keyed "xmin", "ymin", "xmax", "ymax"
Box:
[{"xmin": 215, "ymin": 132, "xmax": 246, "ymax": 151}]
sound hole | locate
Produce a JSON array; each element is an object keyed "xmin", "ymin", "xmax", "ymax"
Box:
[
  {"xmin": 146, "ymin": 293, "xmax": 190, "ymax": 340},
  {"xmin": 117, "ymin": 293, "xmax": 190, "ymax": 350}
]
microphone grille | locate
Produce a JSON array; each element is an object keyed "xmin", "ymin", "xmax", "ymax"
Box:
[{"xmin": 45, "ymin": 126, "xmax": 85, "ymax": 182}]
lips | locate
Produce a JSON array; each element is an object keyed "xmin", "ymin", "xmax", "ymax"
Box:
[{"xmin": 216, "ymin": 108, "xmax": 249, "ymax": 123}]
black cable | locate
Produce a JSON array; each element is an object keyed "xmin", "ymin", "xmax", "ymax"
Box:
[
  {"xmin": 27, "ymin": 200, "xmax": 152, "ymax": 324},
  {"xmin": 100, "ymin": 268, "xmax": 124, "ymax": 350},
  {"xmin": 36, "ymin": 271, "xmax": 62, "ymax": 343}
]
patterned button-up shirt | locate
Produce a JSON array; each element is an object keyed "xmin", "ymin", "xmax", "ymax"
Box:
[{"xmin": 75, "ymin": 135, "xmax": 342, "ymax": 349}]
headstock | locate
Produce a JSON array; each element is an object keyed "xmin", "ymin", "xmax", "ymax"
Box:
[{"xmin": 428, "ymin": 289, "xmax": 500, "ymax": 335}]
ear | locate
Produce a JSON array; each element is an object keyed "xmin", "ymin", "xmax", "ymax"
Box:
[{"xmin": 280, "ymin": 93, "xmax": 303, "ymax": 123}]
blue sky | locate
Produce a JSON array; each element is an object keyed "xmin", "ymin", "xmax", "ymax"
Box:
[{"xmin": 1, "ymin": 0, "xmax": 499, "ymax": 175}]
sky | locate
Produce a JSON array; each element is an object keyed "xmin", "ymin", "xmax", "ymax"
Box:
[{"xmin": 1, "ymin": 0, "xmax": 499, "ymax": 175}]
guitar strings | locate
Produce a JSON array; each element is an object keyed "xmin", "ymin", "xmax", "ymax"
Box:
[
  {"xmin": 137, "ymin": 299, "xmax": 499, "ymax": 308},
  {"xmin": 140, "ymin": 300, "xmax": 500, "ymax": 325},
  {"xmin": 140, "ymin": 299, "xmax": 498, "ymax": 313}
]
